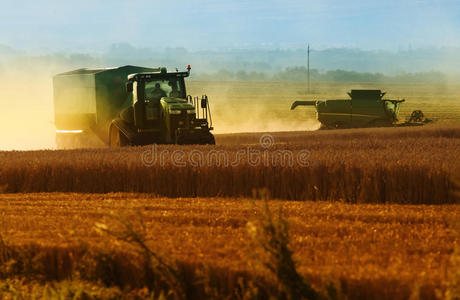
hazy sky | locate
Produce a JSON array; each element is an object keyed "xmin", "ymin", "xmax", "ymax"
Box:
[{"xmin": 1, "ymin": 0, "xmax": 459, "ymax": 51}]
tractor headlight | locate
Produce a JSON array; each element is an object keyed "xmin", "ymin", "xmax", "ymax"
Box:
[
  {"xmin": 187, "ymin": 109, "xmax": 195, "ymax": 114},
  {"xmin": 169, "ymin": 108, "xmax": 182, "ymax": 115}
]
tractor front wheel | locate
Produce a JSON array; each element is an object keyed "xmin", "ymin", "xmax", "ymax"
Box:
[{"xmin": 109, "ymin": 125, "xmax": 128, "ymax": 147}]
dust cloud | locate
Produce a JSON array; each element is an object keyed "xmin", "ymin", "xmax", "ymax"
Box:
[
  {"xmin": 0, "ymin": 68, "xmax": 56, "ymax": 150},
  {"xmin": 188, "ymin": 81, "xmax": 322, "ymax": 134},
  {"xmin": 0, "ymin": 62, "xmax": 322, "ymax": 151},
  {"xmin": 211, "ymin": 106, "xmax": 321, "ymax": 134}
]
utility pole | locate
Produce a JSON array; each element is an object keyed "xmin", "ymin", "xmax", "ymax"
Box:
[{"xmin": 307, "ymin": 44, "xmax": 310, "ymax": 93}]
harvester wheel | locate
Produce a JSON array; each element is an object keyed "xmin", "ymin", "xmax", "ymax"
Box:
[{"xmin": 409, "ymin": 110, "xmax": 424, "ymax": 123}]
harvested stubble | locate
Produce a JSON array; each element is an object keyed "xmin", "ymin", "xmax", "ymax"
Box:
[
  {"xmin": 0, "ymin": 193, "xmax": 458, "ymax": 299},
  {"xmin": 0, "ymin": 126, "xmax": 458, "ymax": 204}
]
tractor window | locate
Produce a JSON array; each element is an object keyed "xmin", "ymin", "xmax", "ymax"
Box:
[
  {"xmin": 168, "ymin": 80, "xmax": 182, "ymax": 98},
  {"xmin": 144, "ymin": 79, "xmax": 183, "ymax": 101},
  {"xmin": 145, "ymin": 80, "xmax": 170, "ymax": 101},
  {"xmin": 384, "ymin": 101, "xmax": 395, "ymax": 113}
]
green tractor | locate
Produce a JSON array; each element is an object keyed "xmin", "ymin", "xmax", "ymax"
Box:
[
  {"xmin": 291, "ymin": 89, "xmax": 428, "ymax": 129},
  {"xmin": 53, "ymin": 65, "xmax": 214, "ymax": 148}
]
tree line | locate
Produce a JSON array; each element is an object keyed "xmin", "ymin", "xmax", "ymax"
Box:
[{"xmin": 193, "ymin": 66, "xmax": 450, "ymax": 83}]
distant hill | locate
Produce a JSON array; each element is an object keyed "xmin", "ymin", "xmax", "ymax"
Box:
[
  {"xmin": 0, "ymin": 44, "xmax": 459, "ymax": 82},
  {"xmin": 0, "ymin": 44, "xmax": 21, "ymax": 61},
  {"xmin": 100, "ymin": 44, "xmax": 460, "ymax": 75}
]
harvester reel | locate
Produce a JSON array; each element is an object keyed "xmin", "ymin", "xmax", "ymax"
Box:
[{"xmin": 409, "ymin": 110, "xmax": 424, "ymax": 123}]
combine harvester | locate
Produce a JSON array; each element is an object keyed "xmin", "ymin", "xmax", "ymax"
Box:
[
  {"xmin": 291, "ymin": 89, "xmax": 432, "ymax": 129},
  {"xmin": 53, "ymin": 65, "xmax": 214, "ymax": 148}
]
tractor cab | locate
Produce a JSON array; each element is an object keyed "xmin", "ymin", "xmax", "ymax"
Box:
[{"xmin": 348, "ymin": 90, "xmax": 405, "ymax": 124}]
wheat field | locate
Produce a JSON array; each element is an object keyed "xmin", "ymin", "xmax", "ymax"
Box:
[
  {"xmin": 0, "ymin": 125, "xmax": 458, "ymax": 204},
  {"xmin": 0, "ymin": 125, "xmax": 459, "ymax": 298},
  {"xmin": 0, "ymin": 81, "xmax": 459, "ymax": 299},
  {"xmin": 0, "ymin": 193, "xmax": 458, "ymax": 299}
]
